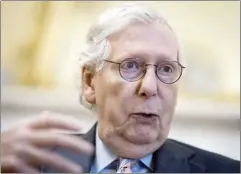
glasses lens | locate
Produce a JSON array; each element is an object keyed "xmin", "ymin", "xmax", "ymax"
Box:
[
  {"xmin": 157, "ymin": 62, "xmax": 182, "ymax": 84},
  {"xmin": 120, "ymin": 59, "xmax": 144, "ymax": 81}
]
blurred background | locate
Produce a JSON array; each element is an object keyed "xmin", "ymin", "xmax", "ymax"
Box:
[{"xmin": 1, "ymin": 1, "xmax": 240, "ymax": 160}]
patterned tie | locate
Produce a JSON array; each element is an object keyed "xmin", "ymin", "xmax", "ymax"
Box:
[{"xmin": 117, "ymin": 158, "xmax": 137, "ymax": 173}]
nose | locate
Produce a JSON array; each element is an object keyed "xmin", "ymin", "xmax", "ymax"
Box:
[{"xmin": 137, "ymin": 66, "xmax": 158, "ymax": 98}]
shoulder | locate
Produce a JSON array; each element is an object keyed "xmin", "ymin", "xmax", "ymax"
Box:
[{"xmin": 167, "ymin": 139, "xmax": 240, "ymax": 173}]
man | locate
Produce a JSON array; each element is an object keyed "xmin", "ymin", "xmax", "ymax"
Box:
[{"xmin": 1, "ymin": 3, "xmax": 240, "ymax": 173}]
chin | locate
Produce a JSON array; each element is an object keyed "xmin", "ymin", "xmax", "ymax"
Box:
[{"xmin": 125, "ymin": 124, "xmax": 159, "ymax": 144}]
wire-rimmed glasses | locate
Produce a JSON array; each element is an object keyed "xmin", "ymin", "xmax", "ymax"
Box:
[{"xmin": 104, "ymin": 58, "xmax": 185, "ymax": 84}]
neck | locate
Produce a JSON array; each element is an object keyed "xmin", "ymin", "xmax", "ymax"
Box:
[{"xmin": 99, "ymin": 132, "xmax": 164, "ymax": 159}]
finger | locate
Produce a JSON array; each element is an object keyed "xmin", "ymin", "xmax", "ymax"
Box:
[
  {"xmin": 1, "ymin": 156, "xmax": 39, "ymax": 173},
  {"xmin": 27, "ymin": 131, "xmax": 93, "ymax": 155},
  {"xmin": 15, "ymin": 144, "xmax": 82, "ymax": 173},
  {"xmin": 27, "ymin": 111, "xmax": 85, "ymax": 131}
]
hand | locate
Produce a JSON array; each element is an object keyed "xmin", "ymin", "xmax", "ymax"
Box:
[{"xmin": 1, "ymin": 111, "xmax": 94, "ymax": 173}]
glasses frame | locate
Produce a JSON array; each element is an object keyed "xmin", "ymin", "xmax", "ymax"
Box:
[{"xmin": 104, "ymin": 58, "xmax": 186, "ymax": 84}]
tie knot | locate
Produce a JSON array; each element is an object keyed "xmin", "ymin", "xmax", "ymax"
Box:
[{"xmin": 117, "ymin": 158, "xmax": 137, "ymax": 173}]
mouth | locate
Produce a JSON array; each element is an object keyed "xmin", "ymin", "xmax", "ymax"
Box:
[{"xmin": 130, "ymin": 112, "xmax": 158, "ymax": 122}]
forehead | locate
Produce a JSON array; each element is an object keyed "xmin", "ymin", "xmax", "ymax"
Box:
[{"xmin": 108, "ymin": 22, "xmax": 179, "ymax": 62}]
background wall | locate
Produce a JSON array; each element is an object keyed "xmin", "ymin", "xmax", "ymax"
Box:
[{"xmin": 1, "ymin": 1, "xmax": 240, "ymax": 160}]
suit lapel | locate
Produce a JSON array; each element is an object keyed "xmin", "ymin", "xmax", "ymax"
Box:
[
  {"xmin": 153, "ymin": 139, "xmax": 206, "ymax": 173},
  {"xmin": 78, "ymin": 123, "xmax": 97, "ymax": 172}
]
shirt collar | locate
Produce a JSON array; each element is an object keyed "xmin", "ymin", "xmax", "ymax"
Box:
[
  {"xmin": 95, "ymin": 126, "xmax": 117, "ymax": 172},
  {"xmin": 95, "ymin": 126, "xmax": 153, "ymax": 172},
  {"xmin": 140, "ymin": 153, "xmax": 153, "ymax": 171}
]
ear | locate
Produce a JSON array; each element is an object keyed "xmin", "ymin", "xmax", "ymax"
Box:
[{"xmin": 81, "ymin": 66, "xmax": 96, "ymax": 104}]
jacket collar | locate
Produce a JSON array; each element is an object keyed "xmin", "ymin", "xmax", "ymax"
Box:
[
  {"xmin": 153, "ymin": 139, "xmax": 206, "ymax": 172},
  {"xmin": 80, "ymin": 122, "xmax": 97, "ymax": 172}
]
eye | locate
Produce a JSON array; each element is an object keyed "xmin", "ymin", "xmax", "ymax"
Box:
[
  {"xmin": 121, "ymin": 60, "xmax": 140, "ymax": 71},
  {"xmin": 158, "ymin": 64, "xmax": 174, "ymax": 75},
  {"xmin": 162, "ymin": 66, "xmax": 172, "ymax": 72}
]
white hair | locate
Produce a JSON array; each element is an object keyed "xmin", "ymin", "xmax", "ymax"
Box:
[{"xmin": 78, "ymin": 3, "xmax": 186, "ymax": 109}]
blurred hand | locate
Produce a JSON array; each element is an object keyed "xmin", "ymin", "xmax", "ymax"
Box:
[{"xmin": 1, "ymin": 111, "xmax": 94, "ymax": 173}]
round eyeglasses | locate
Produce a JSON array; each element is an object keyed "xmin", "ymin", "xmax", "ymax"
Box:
[{"xmin": 104, "ymin": 58, "xmax": 185, "ymax": 84}]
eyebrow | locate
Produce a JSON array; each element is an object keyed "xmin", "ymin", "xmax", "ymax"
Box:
[{"xmin": 117, "ymin": 52, "xmax": 176, "ymax": 62}]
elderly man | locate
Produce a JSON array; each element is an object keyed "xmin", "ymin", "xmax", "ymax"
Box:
[{"xmin": 1, "ymin": 3, "xmax": 240, "ymax": 173}]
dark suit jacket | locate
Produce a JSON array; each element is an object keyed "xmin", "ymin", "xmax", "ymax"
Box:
[{"xmin": 41, "ymin": 123, "xmax": 240, "ymax": 173}]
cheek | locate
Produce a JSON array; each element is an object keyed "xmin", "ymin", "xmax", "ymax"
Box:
[
  {"xmin": 95, "ymin": 73, "xmax": 132, "ymax": 124},
  {"xmin": 108, "ymin": 82, "xmax": 135, "ymax": 123},
  {"xmin": 95, "ymin": 71, "xmax": 120, "ymax": 104}
]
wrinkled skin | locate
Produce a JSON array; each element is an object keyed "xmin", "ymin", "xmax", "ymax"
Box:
[{"xmin": 83, "ymin": 22, "xmax": 180, "ymax": 159}]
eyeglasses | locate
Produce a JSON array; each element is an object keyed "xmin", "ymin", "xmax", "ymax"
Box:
[{"xmin": 104, "ymin": 58, "xmax": 185, "ymax": 84}]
